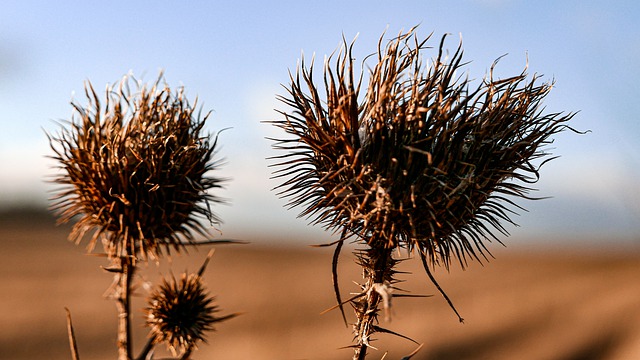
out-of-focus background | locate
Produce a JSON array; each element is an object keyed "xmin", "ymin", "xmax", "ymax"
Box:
[
  {"xmin": 2, "ymin": 215, "xmax": 640, "ymax": 360},
  {"xmin": 1, "ymin": 1, "xmax": 639, "ymax": 359}
]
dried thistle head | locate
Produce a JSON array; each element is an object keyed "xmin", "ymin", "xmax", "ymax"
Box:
[
  {"xmin": 48, "ymin": 74, "xmax": 225, "ymax": 260},
  {"xmin": 144, "ymin": 263, "xmax": 233, "ymax": 356},
  {"xmin": 270, "ymin": 27, "xmax": 576, "ymax": 267}
]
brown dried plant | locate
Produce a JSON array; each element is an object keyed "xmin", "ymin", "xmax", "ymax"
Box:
[
  {"xmin": 48, "ymin": 74, "xmax": 236, "ymax": 360},
  {"xmin": 269, "ymin": 27, "xmax": 578, "ymax": 359},
  {"xmin": 143, "ymin": 250, "xmax": 239, "ymax": 359}
]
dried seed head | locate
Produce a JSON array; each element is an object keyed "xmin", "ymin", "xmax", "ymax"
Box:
[
  {"xmin": 270, "ymin": 28, "xmax": 577, "ymax": 267},
  {"xmin": 48, "ymin": 74, "xmax": 225, "ymax": 260},
  {"xmin": 145, "ymin": 271, "xmax": 224, "ymax": 356}
]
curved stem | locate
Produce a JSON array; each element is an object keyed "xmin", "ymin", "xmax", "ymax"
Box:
[
  {"xmin": 180, "ymin": 346, "xmax": 194, "ymax": 360},
  {"xmin": 135, "ymin": 337, "xmax": 155, "ymax": 360},
  {"xmin": 332, "ymin": 232, "xmax": 347, "ymax": 326},
  {"xmin": 418, "ymin": 249, "xmax": 464, "ymax": 323}
]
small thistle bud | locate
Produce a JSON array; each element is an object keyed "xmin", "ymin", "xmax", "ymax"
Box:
[
  {"xmin": 145, "ymin": 271, "xmax": 230, "ymax": 356},
  {"xmin": 47, "ymin": 74, "xmax": 225, "ymax": 260}
]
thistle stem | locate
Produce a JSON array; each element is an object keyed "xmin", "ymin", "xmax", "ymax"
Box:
[
  {"xmin": 116, "ymin": 256, "xmax": 135, "ymax": 360},
  {"xmin": 353, "ymin": 246, "xmax": 394, "ymax": 360}
]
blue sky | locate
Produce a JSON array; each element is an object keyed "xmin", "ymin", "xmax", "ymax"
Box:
[{"xmin": 1, "ymin": 1, "xmax": 639, "ymax": 245}]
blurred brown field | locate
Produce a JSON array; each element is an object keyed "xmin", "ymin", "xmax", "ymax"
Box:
[{"xmin": 1, "ymin": 210, "xmax": 640, "ymax": 360}]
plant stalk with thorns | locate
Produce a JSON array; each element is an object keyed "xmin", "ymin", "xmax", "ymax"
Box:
[
  {"xmin": 269, "ymin": 27, "xmax": 577, "ymax": 359},
  {"xmin": 48, "ymin": 74, "xmax": 237, "ymax": 360}
]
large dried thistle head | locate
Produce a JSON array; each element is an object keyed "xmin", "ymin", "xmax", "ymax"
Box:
[
  {"xmin": 270, "ymin": 27, "xmax": 577, "ymax": 268},
  {"xmin": 145, "ymin": 253, "xmax": 236, "ymax": 356},
  {"xmin": 48, "ymin": 74, "xmax": 225, "ymax": 260}
]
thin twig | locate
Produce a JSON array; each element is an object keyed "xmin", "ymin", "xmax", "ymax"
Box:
[
  {"xmin": 159, "ymin": 239, "xmax": 249, "ymax": 247},
  {"xmin": 65, "ymin": 307, "xmax": 80, "ymax": 360},
  {"xmin": 320, "ymin": 292, "xmax": 366, "ymax": 315}
]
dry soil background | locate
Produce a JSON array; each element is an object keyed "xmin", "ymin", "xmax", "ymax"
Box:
[{"xmin": 1, "ymin": 212, "xmax": 639, "ymax": 360}]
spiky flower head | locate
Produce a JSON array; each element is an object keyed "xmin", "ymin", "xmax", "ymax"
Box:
[
  {"xmin": 48, "ymin": 74, "xmax": 224, "ymax": 260},
  {"xmin": 270, "ymin": 28, "xmax": 576, "ymax": 268},
  {"xmin": 145, "ymin": 268, "xmax": 229, "ymax": 356}
]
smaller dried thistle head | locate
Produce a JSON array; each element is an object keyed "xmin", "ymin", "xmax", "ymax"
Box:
[
  {"xmin": 144, "ymin": 266, "xmax": 232, "ymax": 356},
  {"xmin": 48, "ymin": 74, "xmax": 225, "ymax": 260},
  {"xmin": 270, "ymin": 27, "xmax": 577, "ymax": 268}
]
